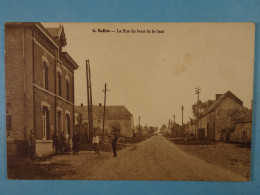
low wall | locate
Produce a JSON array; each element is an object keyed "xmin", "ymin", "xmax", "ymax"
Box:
[{"xmin": 35, "ymin": 140, "xmax": 53, "ymax": 157}]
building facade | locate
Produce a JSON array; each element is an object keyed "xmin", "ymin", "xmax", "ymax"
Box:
[
  {"xmin": 230, "ymin": 122, "xmax": 252, "ymax": 143},
  {"xmin": 5, "ymin": 23, "xmax": 79, "ymax": 157},
  {"xmin": 197, "ymin": 91, "xmax": 251, "ymax": 141},
  {"xmin": 170, "ymin": 123, "xmax": 183, "ymax": 137},
  {"xmin": 75, "ymin": 104, "xmax": 134, "ymax": 137}
]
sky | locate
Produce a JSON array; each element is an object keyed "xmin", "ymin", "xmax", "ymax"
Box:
[{"xmin": 43, "ymin": 23, "xmax": 255, "ymax": 127}]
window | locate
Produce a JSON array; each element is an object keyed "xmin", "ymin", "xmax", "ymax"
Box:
[
  {"xmin": 66, "ymin": 79, "xmax": 69, "ymax": 100},
  {"xmin": 6, "ymin": 115, "xmax": 12, "ymax": 131},
  {"xmin": 43, "ymin": 62, "xmax": 48, "ymax": 90},
  {"xmin": 6, "ymin": 103, "xmax": 12, "ymax": 136},
  {"xmin": 42, "ymin": 106, "xmax": 50, "ymax": 140},
  {"xmin": 57, "ymin": 110, "xmax": 62, "ymax": 133},
  {"xmin": 66, "ymin": 114, "xmax": 70, "ymax": 138},
  {"xmin": 58, "ymin": 72, "xmax": 61, "ymax": 96}
]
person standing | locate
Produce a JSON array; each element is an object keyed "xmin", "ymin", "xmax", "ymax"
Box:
[
  {"xmin": 92, "ymin": 134, "xmax": 100, "ymax": 154},
  {"xmin": 53, "ymin": 132, "xmax": 59, "ymax": 154},
  {"xmin": 51, "ymin": 126, "xmax": 57, "ymax": 154},
  {"xmin": 72, "ymin": 132, "xmax": 80, "ymax": 155},
  {"xmin": 29, "ymin": 130, "xmax": 36, "ymax": 158},
  {"xmin": 111, "ymin": 132, "xmax": 118, "ymax": 157}
]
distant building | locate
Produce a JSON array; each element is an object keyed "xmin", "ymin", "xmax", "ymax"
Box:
[
  {"xmin": 197, "ymin": 91, "xmax": 251, "ymax": 141},
  {"xmin": 5, "ymin": 23, "xmax": 79, "ymax": 156},
  {"xmin": 185, "ymin": 121, "xmax": 196, "ymax": 136},
  {"xmin": 75, "ymin": 104, "xmax": 134, "ymax": 137},
  {"xmin": 170, "ymin": 123, "xmax": 183, "ymax": 137}
]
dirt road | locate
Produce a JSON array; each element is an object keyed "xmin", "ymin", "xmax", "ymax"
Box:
[{"xmin": 61, "ymin": 134, "xmax": 247, "ymax": 181}]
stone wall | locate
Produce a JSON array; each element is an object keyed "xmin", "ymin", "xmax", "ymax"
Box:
[
  {"xmin": 230, "ymin": 122, "xmax": 252, "ymax": 143},
  {"xmin": 215, "ymin": 97, "xmax": 245, "ymax": 141}
]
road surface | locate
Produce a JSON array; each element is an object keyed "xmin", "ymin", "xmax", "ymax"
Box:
[{"xmin": 61, "ymin": 134, "xmax": 246, "ymax": 181}]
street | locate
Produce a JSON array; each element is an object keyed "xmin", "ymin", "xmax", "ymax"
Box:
[{"xmin": 60, "ymin": 134, "xmax": 247, "ymax": 181}]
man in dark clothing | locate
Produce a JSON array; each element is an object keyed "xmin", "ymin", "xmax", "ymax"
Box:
[
  {"xmin": 52, "ymin": 132, "xmax": 59, "ymax": 154},
  {"xmin": 72, "ymin": 132, "xmax": 80, "ymax": 155},
  {"xmin": 29, "ymin": 130, "xmax": 36, "ymax": 158},
  {"xmin": 111, "ymin": 132, "xmax": 118, "ymax": 157}
]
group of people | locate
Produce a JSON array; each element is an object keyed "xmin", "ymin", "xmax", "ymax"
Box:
[
  {"xmin": 93, "ymin": 132, "xmax": 118, "ymax": 157},
  {"xmin": 52, "ymin": 131, "xmax": 71, "ymax": 154},
  {"xmin": 53, "ymin": 130, "xmax": 118, "ymax": 157},
  {"xmin": 26, "ymin": 129, "xmax": 119, "ymax": 158},
  {"xmin": 53, "ymin": 130, "xmax": 80, "ymax": 155}
]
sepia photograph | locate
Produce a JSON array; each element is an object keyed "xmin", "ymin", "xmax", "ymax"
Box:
[{"xmin": 5, "ymin": 22, "xmax": 254, "ymax": 181}]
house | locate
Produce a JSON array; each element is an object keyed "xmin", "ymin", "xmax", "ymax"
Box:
[
  {"xmin": 170, "ymin": 123, "xmax": 184, "ymax": 137},
  {"xmin": 187, "ymin": 121, "xmax": 197, "ymax": 136},
  {"xmin": 230, "ymin": 110, "xmax": 252, "ymax": 143},
  {"xmin": 160, "ymin": 124, "xmax": 167, "ymax": 134},
  {"xmin": 5, "ymin": 23, "xmax": 79, "ymax": 157},
  {"xmin": 75, "ymin": 104, "xmax": 134, "ymax": 137},
  {"xmin": 184, "ymin": 122, "xmax": 196, "ymax": 139},
  {"xmin": 230, "ymin": 121, "xmax": 252, "ymax": 143},
  {"xmin": 197, "ymin": 91, "xmax": 251, "ymax": 141}
]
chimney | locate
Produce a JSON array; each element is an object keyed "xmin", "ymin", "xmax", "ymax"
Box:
[
  {"xmin": 99, "ymin": 103, "xmax": 102, "ymax": 107},
  {"xmin": 81, "ymin": 103, "xmax": 83, "ymax": 107},
  {"xmin": 215, "ymin": 94, "xmax": 223, "ymax": 100}
]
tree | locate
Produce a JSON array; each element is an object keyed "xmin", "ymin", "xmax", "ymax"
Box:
[
  {"xmin": 227, "ymin": 107, "xmax": 252, "ymax": 123},
  {"xmin": 216, "ymin": 106, "xmax": 251, "ymax": 131},
  {"xmin": 192, "ymin": 99, "xmax": 214, "ymax": 118}
]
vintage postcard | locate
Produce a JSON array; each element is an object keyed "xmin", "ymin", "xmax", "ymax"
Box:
[{"xmin": 5, "ymin": 22, "xmax": 254, "ymax": 181}]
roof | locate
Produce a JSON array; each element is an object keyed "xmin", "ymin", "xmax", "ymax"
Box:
[
  {"xmin": 62, "ymin": 52, "xmax": 79, "ymax": 70},
  {"xmin": 200, "ymin": 91, "xmax": 243, "ymax": 117},
  {"xmin": 6, "ymin": 22, "xmax": 78, "ymax": 70},
  {"xmin": 75, "ymin": 105, "xmax": 133, "ymax": 120},
  {"xmin": 5, "ymin": 22, "xmax": 60, "ymax": 48},
  {"xmin": 46, "ymin": 24, "xmax": 67, "ymax": 46},
  {"xmin": 46, "ymin": 28, "xmax": 60, "ymax": 38}
]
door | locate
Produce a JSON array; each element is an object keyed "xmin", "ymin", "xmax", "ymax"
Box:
[
  {"xmin": 66, "ymin": 114, "xmax": 70, "ymax": 138},
  {"xmin": 58, "ymin": 111, "xmax": 62, "ymax": 135},
  {"xmin": 197, "ymin": 128, "xmax": 205, "ymax": 139},
  {"xmin": 42, "ymin": 107, "xmax": 47, "ymax": 140}
]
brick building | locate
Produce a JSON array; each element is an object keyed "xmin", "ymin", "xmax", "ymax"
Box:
[
  {"xmin": 197, "ymin": 91, "xmax": 251, "ymax": 141},
  {"xmin": 5, "ymin": 23, "xmax": 79, "ymax": 157},
  {"xmin": 75, "ymin": 104, "xmax": 134, "ymax": 137}
]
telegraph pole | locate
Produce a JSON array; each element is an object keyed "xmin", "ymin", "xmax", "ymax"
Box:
[
  {"xmin": 89, "ymin": 62, "xmax": 93, "ymax": 137},
  {"xmin": 195, "ymin": 86, "xmax": 201, "ymax": 138},
  {"xmin": 181, "ymin": 105, "xmax": 185, "ymax": 140},
  {"xmin": 195, "ymin": 86, "xmax": 201, "ymax": 116},
  {"xmin": 172, "ymin": 115, "xmax": 175, "ymax": 136},
  {"xmin": 181, "ymin": 106, "xmax": 184, "ymax": 127},
  {"xmin": 102, "ymin": 83, "xmax": 109, "ymax": 139},
  {"xmin": 138, "ymin": 116, "xmax": 141, "ymax": 137},
  {"xmin": 86, "ymin": 60, "xmax": 90, "ymax": 144},
  {"xmin": 86, "ymin": 60, "xmax": 93, "ymax": 143}
]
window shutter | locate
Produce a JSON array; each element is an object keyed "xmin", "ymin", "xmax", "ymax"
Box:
[{"xmin": 6, "ymin": 115, "xmax": 12, "ymax": 131}]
